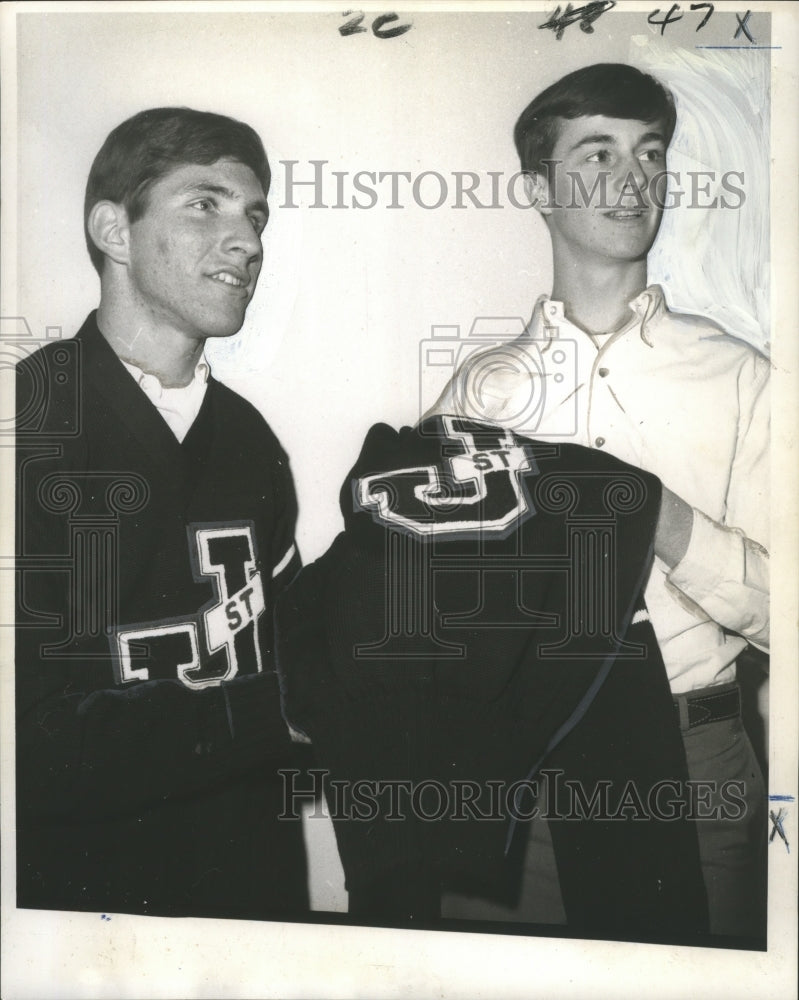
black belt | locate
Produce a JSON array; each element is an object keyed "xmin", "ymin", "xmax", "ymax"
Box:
[{"xmin": 673, "ymin": 683, "xmax": 741, "ymax": 732}]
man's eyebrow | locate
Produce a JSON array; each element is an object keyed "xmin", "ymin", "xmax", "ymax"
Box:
[
  {"xmin": 182, "ymin": 181, "xmax": 268, "ymax": 214},
  {"xmin": 568, "ymin": 133, "xmax": 616, "ymax": 153},
  {"xmin": 638, "ymin": 131, "xmax": 666, "ymax": 145},
  {"xmin": 568, "ymin": 131, "xmax": 666, "ymax": 153}
]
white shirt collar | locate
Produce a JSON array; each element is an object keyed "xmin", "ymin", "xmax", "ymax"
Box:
[
  {"xmin": 120, "ymin": 355, "xmax": 210, "ymax": 443},
  {"xmin": 529, "ymin": 284, "xmax": 667, "ymax": 347},
  {"xmin": 120, "ymin": 355, "xmax": 210, "ymax": 396}
]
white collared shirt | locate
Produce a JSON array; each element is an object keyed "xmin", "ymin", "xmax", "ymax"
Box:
[
  {"xmin": 432, "ymin": 285, "xmax": 770, "ymax": 693},
  {"xmin": 121, "ymin": 356, "xmax": 210, "ymax": 443}
]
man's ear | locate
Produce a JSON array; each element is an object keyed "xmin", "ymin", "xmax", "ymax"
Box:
[
  {"xmin": 524, "ymin": 172, "xmax": 553, "ymax": 217},
  {"xmin": 87, "ymin": 201, "xmax": 131, "ymax": 267}
]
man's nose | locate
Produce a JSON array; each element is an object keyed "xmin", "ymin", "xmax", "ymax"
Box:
[
  {"xmin": 222, "ymin": 213, "xmax": 263, "ymax": 261},
  {"xmin": 614, "ymin": 155, "xmax": 649, "ymax": 199}
]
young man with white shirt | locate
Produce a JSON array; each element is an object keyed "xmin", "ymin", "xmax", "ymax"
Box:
[
  {"xmin": 15, "ymin": 107, "xmax": 309, "ymax": 919},
  {"xmin": 435, "ymin": 63, "xmax": 769, "ymax": 940}
]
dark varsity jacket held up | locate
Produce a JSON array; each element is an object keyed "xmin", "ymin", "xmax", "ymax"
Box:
[
  {"xmin": 15, "ymin": 312, "xmax": 308, "ymax": 920},
  {"xmin": 276, "ymin": 415, "xmax": 709, "ymax": 941}
]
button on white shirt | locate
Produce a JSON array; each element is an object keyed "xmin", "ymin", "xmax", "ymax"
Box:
[
  {"xmin": 432, "ymin": 285, "xmax": 770, "ymax": 693},
  {"xmin": 121, "ymin": 356, "xmax": 210, "ymax": 443}
]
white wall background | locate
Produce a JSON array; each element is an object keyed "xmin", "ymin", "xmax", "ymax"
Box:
[{"xmin": 13, "ymin": 7, "xmax": 771, "ymax": 915}]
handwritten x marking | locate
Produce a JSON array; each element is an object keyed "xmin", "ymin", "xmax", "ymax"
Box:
[
  {"xmin": 769, "ymin": 808, "xmax": 789, "ymax": 853},
  {"xmin": 734, "ymin": 10, "xmax": 755, "ymax": 43}
]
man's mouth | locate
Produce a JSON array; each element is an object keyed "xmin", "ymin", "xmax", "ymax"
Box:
[
  {"xmin": 604, "ymin": 209, "xmax": 647, "ymax": 220},
  {"xmin": 209, "ymin": 269, "xmax": 248, "ymax": 288}
]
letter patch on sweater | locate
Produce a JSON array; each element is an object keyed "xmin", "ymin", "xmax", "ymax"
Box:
[{"xmin": 112, "ymin": 523, "xmax": 264, "ymax": 689}]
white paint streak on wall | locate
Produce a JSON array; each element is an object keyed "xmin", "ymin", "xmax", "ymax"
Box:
[{"xmin": 641, "ymin": 45, "xmax": 770, "ymax": 353}]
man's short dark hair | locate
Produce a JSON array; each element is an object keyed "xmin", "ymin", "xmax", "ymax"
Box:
[
  {"xmin": 514, "ymin": 63, "xmax": 677, "ymax": 177},
  {"xmin": 84, "ymin": 107, "xmax": 271, "ymax": 274}
]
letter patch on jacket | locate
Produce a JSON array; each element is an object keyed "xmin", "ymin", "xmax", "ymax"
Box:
[{"xmin": 358, "ymin": 416, "xmax": 538, "ymax": 537}]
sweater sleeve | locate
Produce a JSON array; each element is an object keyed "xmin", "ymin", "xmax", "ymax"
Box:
[
  {"xmin": 16, "ymin": 534, "xmax": 297, "ymax": 824},
  {"xmin": 269, "ymin": 443, "xmax": 303, "ymax": 592},
  {"xmin": 15, "ymin": 657, "xmax": 294, "ymax": 822}
]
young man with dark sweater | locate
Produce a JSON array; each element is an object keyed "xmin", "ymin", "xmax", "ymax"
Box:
[{"xmin": 15, "ymin": 108, "xmax": 309, "ymax": 920}]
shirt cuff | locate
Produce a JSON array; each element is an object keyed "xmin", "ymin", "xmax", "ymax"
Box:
[{"xmin": 667, "ymin": 508, "xmax": 769, "ymax": 647}]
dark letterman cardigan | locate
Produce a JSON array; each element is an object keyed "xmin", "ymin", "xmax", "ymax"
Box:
[
  {"xmin": 15, "ymin": 313, "xmax": 308, "ymax": 920},
  {"xmin": 277, "ymin": 415, "xmax": 708, "ymax": 939}
]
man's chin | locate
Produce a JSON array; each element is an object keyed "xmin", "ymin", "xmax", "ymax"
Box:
[
  {"xmin": 607, "ymin": 232, "xmax": 659, "ymax": 263},
  {"xmin": 203, "ymin": 326, "xmax": 246, "ymax": 339},
  {"xmin": 200, "ymin": 312, "xmax": 249, "ymax": 339}
]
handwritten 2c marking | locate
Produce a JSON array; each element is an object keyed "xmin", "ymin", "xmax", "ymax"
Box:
[{"xmin": 339, "ymin": 10, "xmax": 412, "ymax": 39}]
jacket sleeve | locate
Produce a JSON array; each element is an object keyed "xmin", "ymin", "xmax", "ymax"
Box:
[{"xmin": 666, "ymin": 350, "xmax": 770, "ymax": 650}]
